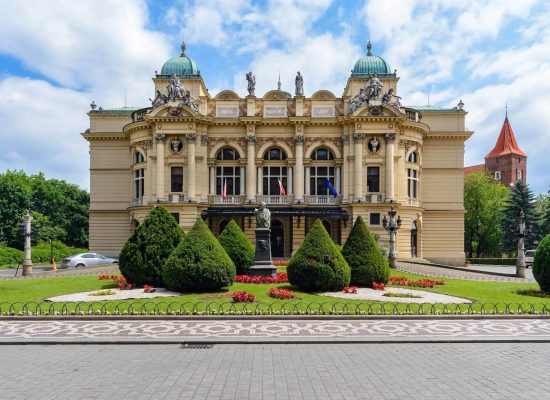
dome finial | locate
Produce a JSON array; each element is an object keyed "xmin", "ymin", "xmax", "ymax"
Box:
[
  {"xmin": 367, "ymin": 41, "xmax": 372, "ymax": 56},
  {"xmin": 180, "ymin": 41, "xmax": 186, "ymax": 57}
]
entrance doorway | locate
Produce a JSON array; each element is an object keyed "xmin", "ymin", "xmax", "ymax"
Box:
[
  {"xmin": 271, "ymin": 220, "xmax": 284, "ymax": 257},
  {"xmin": 322, "ymin": 220, "xmax": 332, "ymax": 238},
  {"xmin": 410, "ymin": 221, "xmax": 418, "ymax": 258}
]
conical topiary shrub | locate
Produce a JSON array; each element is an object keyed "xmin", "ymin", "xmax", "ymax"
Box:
[
  {"xmin": 162, "ymin": 217, "xmax": 236, "ymax": 291},
  {"xmin": 342, "ymin": 216, "xmax": 389, "ymax": 286},
  {"xmin": 533, "ymin": 234, "xmax": 550, "ymax": 293},
  {"xmin": 287, "ymin": 219, "xmax": 350, "ymax": 291},
  {"xmin": 218, "ymin": 220, "xmax": 255, "ymax": 275},
  {"xmin": 119, "ymin": 206, "xmax": 184, "ymax": 286}
]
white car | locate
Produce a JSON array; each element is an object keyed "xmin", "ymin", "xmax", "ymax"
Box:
[
  {"xmin": 61, "ymin": 253, "xmax": 118, "ymax": 268},
  {"xmin": 525, "ymin": 250, "xmax": 535, "ymax": 268}
]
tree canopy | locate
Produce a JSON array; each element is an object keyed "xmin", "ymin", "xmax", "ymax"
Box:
[
  {"xmin": 0, "ymin": 171, "xmax": 89, "ymax": 248},
  {"xmin": 501, "ymin": 180, "xmax": 538, "ymax": 252}
]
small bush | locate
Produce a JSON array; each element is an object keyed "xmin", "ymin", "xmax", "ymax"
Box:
[
  {"xmin": 0, "ymin": 245, "xmax": 23, "ymax": 267},
  {"xmin": 162, "ymin": 218, "xmax": 236, "ymax": 292},
  {"xmin": 341, "ymin": 216, "xmax": 389, "ymax": 287},
  {"xmin": 533, "ymin": 235, "xmax": 550, "ymax": 293},
  {"xmin": 119, "ymin": 206, "xmax": 184, "ymax": 286},
  {"xmin": 0, "ymin": 242, "xmax": 88, "ymax": 267},
  {"xmin": 218, "ymin": 220, "xmax": 255, "ymax": 274},
  {"xmin": 287, "ymin": 219, "xmax": 350, "ymax": 291}
]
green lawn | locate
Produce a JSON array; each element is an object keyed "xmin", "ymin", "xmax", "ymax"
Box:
[{"xmin": 0, "ymin": 270, "xmax": 548, "ymax": 315}]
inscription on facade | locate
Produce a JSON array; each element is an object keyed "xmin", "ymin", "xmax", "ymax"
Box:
[
  {"xmin": 264, "ymin": 105, "xmax": 287, "ymax": 118},
  {"xmin": 216, "ymin": 105, "xmax": 239, "ymax": 118},
  {"xmin": 312, "ymin": 105, "xmax": 335, "ymax": 118}
]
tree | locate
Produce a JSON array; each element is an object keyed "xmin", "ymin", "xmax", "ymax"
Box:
[
  {"xmin": 162, "ymin": 218, "xmax": 235, "ymax": 292},
  {"xmin": 464, "ymin": 171, "xmax": 510, "ymax": 257},
  {"xmin": 218, "ymin": 220, "xmax": 254, "ymax": 274},
  {"xmin": 287, "ymin": 219, "xmax": 350, "ymax": 291},
  {"xmin": 535, "ymin": 192, "xmax": 550, "ymax": 237},
  {"xmin": 533, "ymin": 234, "xmax": 550, "ymax": 292},
  {"xmin": 501, "ymin": 180, "xmax": 538, "ymax": 253},
  {"xmin": 342, "ymin": 216, "xmax": 389, "ymax": 286},
  {"xmin": 0, "ymin": 171, "xmax": 31, "ymax": 247},
  {"xmin": 119, "ymin": 206, "xmax": 184, "ymax": 285}
]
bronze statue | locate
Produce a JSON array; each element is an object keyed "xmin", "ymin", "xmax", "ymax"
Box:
[{"xmin": 254, "ymin": 202, "xmax": 271, "ymax": 229}]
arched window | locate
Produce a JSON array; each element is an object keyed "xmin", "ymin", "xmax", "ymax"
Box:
[
  {"xmin": 407, "ymin": 151, "xmax": 418, "ymax": 163},
  {"xmin": 263, "ymin": 148, "xmax": 287, "ymax": 160},
  {"xmin": 134, "ymin": 151, "xmax": 145, "ymax": 164},
  {"xmin": 133, "ymin": 168, "xmax": 144, "ymax": 200},
  {"xmin": 216, "ymin": 148, "xmax": 240, "ymax": 160},
  {"xmin": 407, "ymin": 169, "xmax": 419, "ymax": 199},
  {"xmin": 311, "ymin": 148, "xmax": 335, "ymax": 160}
]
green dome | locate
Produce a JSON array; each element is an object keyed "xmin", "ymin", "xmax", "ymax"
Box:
[
  {"xmin": 159, "ymin": 42, "xmax": 200, "ymax": 77},
  {"xmin": 351, "ymin": 42, "xmax": 393, "ymax": 77}
]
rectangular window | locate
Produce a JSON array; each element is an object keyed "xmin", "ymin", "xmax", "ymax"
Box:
[
  {"xmin": 262, "ymin": 166, "xmax": 287, "ymax": 195},
  {"xmin": 170, "ymin": 213, "xmax": 180, "ymax": 224},
  {"xmin": 367, "ymin": 167, "xmax": 380, "ymax": 193},
  {"xmin": 216, "ymin": 166, "xmax": 240, "ymax": 195},
  {"xmin": 407, "ymin": 169, "xmax": 419, "ymax": 199},
  {"xmin": 171, "ymin": 167, "xmax": 184, "ymax": 192},
  {"xmin": 370, "ymin": 213, "xmax": 380, "ymax": 225},
  {"xmin": 494, "ymin": 171, "xmax": 501, "ymax": 181},
  {"xmin": 133, "ymin": 168, "xmax": 144, "ymax": 199}
]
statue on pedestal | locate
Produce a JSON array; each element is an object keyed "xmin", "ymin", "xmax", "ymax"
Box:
[
  {"xmin": 250, "ymin": 202, "xmax": 276, "ymax": 277},
  {"xmin": 295, "ymin": 71, "xmax": 304, "ymax": 96},
  {"xmin": 246, "ymin": 71, "xmax": 256, "ymax": 96},
  {"xmin": 255, "ymin": 202, "xmax": 271, "ymax": 229}
]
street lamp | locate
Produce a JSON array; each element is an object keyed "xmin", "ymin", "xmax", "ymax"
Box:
[
  {"xmin": 516, "ymin": 210, "xmax": 526, "ymax": 278},
  {"xmin": 383, "ymin": 206, "xmax": 402, "ymax": 269},
  {"xmin": 20, "ymin": 212, "xmax": 33, "ymax": 276}
]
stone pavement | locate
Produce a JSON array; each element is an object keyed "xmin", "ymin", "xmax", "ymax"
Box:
[
  {"xmin": 1, "ymin": 342, "xmax": 550, "ymax": 399},
  {"xmin": 2, "ymin": 318, "xmax": 550, "ymax": 343},
  {"xmin": 397, "ymin": 261, "xmax": 535, "ymax": 283}
]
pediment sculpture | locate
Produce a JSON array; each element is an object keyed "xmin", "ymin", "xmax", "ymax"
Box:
[{"xmin": 150, "ymin": 74, "xmax": 200, "ymax": 113}]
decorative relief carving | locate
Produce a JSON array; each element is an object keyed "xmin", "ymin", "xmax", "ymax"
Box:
[
  {"xmin": 287, "ymin": 102, "xmax": 296, "ymax": 117},
  {"xmin": 353, "ymin": 133, "xmax": 364, "ymax": 143},
  {"xmin": 303, "ymin": 102, "xmax": 311, "ymax": 116},
  {"xmin": 335, "ymin": 103, "xmax": 344, "ymax": 116},
  {"xmin": 246, "ymin": 134, "xmax": 256, "ymax": 143},
  {"xmin": 255, "ymin": 103, "xmax": 263, "ymax": 116},
  {"xmin": 399, "ymin": 139, "xmax": 422, "ymax": 151},
  {"xmin": 303, "ymin": 137, "xmax": 342, "ymax": 155},
  {"xmin": 154, "ymin": 132, "xmax": 166, "ymax": 142},
  {"xmin": 264, "ymin": 91, "xmax": 290, "ymax": 101},
  {"xmin": 369, "ymin": 105, "xmax": 383, "ymax": 116},
  {"xmin": 207, "ymin": 103, "xmax": 216, "ymax": 116},
  {"xmin": 384, "ymin": 133, "xmax": 396, "ymax": 143},
  {"xmin": 208, "ymin": 137, "xmax": 246, "ymax": 155},
  {"xmin": 200, "ymin": 135, "xmax": 208, "ymax": 146},
  {"xmin": 216, "ymin": 92, "xmax": 240, "ymax": 101},
  {"xmin": 367, "ymin": 137, "xmax": 381, "ymax": 153},
  {"xmin": 130, "ymin": 139, "xmax": 152, "ymax": 155},
  {"xmin": 294, "ymin": 134, "xmax": 305, "ymax": 143},
  {"xmin": 239, "ymin": 104, "xmax": 247, "ymax": 116},
  {"xmin": 186, "ymin": 132, "xmax": 197, "ymax": 142},
  {"xmin": 170, "ymin": 137, "xmax": 183, "ymax": 153}
]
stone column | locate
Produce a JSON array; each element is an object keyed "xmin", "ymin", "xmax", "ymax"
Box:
[
  {"xmin": 336, "ymin": 167, "xmax": 341, "ymax": 195},
  {"xmin": 246, "ymin": 133, "xmax": 256, "ymax": 202},
  {"xmin": 341, "ymin": 134, "xmax": 350, "ymax": 203},
  {"xmin": 240, "ymin": 166, "xmax": 245, "ymax": 195},
  {"xmin": 353, "ymin": 133, "xmax": 364, "ymax": 201},
  {"xmin": 305, "ymin": 166, "xmax": 310, "ymax": 195},
  {"xmin": 21, "ymin": 212, "xmax": 33, "ymax": 276},
  {"xmin": 186, "ymin": 132, "xmax": 196, "ymax": 202},
  {"xmin": 294, "ymin": 132, "xmax": 305, "ymax": 203},
  {"xmin": 155, "ymin": 133, "xmax": 165, "ymax": 201},
  {"xmin": 288, "ymin": 167, "xmax": 293, "ymax": 194},
  {"xmin": 209, "ymin": 166, "xmax": 215, "ymax": 195},
  {"xmin": 385, "ymin": 133, "xmax": 396, "ymax": 202},
  {"xmin": 257, "ymin": 166, "xmax": 263, "ymax": 196}
]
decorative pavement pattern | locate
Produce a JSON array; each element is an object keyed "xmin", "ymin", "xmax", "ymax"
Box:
[{"xmin": 2, "ymin": 318, "xmax": 550, "ymax": 343}]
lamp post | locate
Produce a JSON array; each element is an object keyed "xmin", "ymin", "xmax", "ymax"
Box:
[
  {"xmin": 516, "ymin": 210, "xmax": 526, "ymax": 278},
  {"xmin": 383, "ymin": 206, "xmax": 402, "ymax": 269},
  {"xmin": 20, "ymin": 212, "xmax": 33, "ymax": 276}
]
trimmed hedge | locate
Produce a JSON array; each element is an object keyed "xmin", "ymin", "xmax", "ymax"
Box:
[
  {"xmin": 287, "ymin": 219, "xmax": 350, "ymax": 291},
  {"xmin": 533, "ymin": 235, "xmax": 550, "ymax": 292},
  {"xmin": 119, "ymin": 206, "xmax": 184, "ymax": 286},
  {"xmin": 342, "ymin": 216, "xmax": 389, "ymax": 286},
  {"xmin": 0, "ymin": 245, "xmax": 23, "ymax": 267},
  {"xmin": 163, "ymin": 218, "xmax": 236, "ymax": 292},
  {"xmin": 218, "ymin": 220, "xmax": 255, "ymax": 274},
  {"xmin": 0, "ymin": 242, "xmax": 88, "ymax": 267},
  {"xmin": 466, "ymin": 258, "xmax": 517, "ymax": 265}
]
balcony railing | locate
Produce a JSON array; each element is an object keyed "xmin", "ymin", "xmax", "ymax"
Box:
[
  {"xmin": 365, "ymin": 193, "xmax": 385, "ymax": 204},
  {"xmin": 168, "ymin": 193, "xmax": 186, "ymax": 203},
  {"xmin": 256, "ymin": 195, "xmax": 293, "ymax": 205},
  {"xmin": 305, "ymin": 195, "xmax": 342, "ymax": 205},
  {"xmin": 208, "ymin": 195, "xmax": 245, "ymax": 205},
  {"xmin": 131, "ymin": 198, "xmax": 144, "ymax": 206},
  {"xmin": 407, "ymin": 197, "xmax": 420, "ymax": 206}
]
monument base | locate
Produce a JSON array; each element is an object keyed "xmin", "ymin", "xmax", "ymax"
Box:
[{"xmin": 250, "ymin": 227, "xmax": 276, "ymax": 277}]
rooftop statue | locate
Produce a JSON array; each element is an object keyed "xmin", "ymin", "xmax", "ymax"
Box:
[
  {"xmin": 167, "ymin": 74, "xmax": 186, "ymax": 102},
  {"xmin": 246, "ymin": 71, "xmax": 256, "ymax": 96},
  {"xmin": 366, "ymin": 73, "xmax": 383, "ymax": 100},
  {"xmin": 382, "ymin": 88, "xmax": 402, "ymax": 108},
  {"xmin": 255, "ymin": 202, "xmax": 271, "ymax": 229},
  {"xmin": 295, "ymin": 71, "xmax": 304, "ymax": 96}
]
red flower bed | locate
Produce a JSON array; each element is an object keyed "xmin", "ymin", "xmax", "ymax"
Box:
[
  {"xmin": 232, "ymin": 291, "xmax": 256, "ymax": 303},
  {"xmin": 235, "ymin": 272, "xmax": 288, "ymax": 284},
  {"xmin": 268, "ymin": 288, "xmax": 295, "ymax": 299},
  {"xmin": 98, "ymin": 274, "xmax": 135, "ymax": 290},
  {"xmin": 143, "ymin": 285, "xmax": 155, "ymax": 293},
  {"xmin": 372, "ymin": 282, "xmax": 385, "ymax": 290},
  {"xmin": 272, "ymin": 260, "xmax": 289, "ymax": 267},
  {"xmin": 389, "ymin": 276, "xmax": 445, "ymax": 288},
  {"xmin": 343, "ymin": 286, "xmax": 358, "ymax": 294}
]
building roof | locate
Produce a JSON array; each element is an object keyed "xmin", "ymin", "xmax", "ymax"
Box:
[
  {"xmin": 408, "ymin": 105, "xmax": 461, "ymax": 112},
  {"xmin": 464, "ymin": 164, "xmax": 485, "ymax": 175},
  {"xmin": 485, "ymin": 117, "xmax": 526, "ymax": 158},
  {"xmin": 351, "ymin": 41, "xmax": 393, "ymax": 77},
  {"xmin": 159, "ymin": 42, "xmax": 200, "ymax": 77}
]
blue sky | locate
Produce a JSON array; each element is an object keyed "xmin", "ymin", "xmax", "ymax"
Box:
[{"xmin": 0, "ymin": 0, "xmax": 548, "ymax": 194}]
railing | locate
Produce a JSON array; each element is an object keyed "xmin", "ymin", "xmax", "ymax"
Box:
[
  {"xmin": 131, "ymin": 198, "xmax": 144, "ymax": 206},
  {"xmin": 131, "ymin": 108, "xmax": 151, "ymax": 122},
  {"xmin": 208, "ymin": 195, "xmax": 245, "ymax": 205},
  {"xmin": 168, "ymin": 193, "xmax": 186, "ymax": 203},
  {"xmin": 405, "ymin": 108, "xmax": 422, "ymax": 122},
  {"xmin": 365, "ymin": 193, "xmax": 385, "ymax": 204},
  {"xmin": 305, "ymin": 195, "xmax": 341, "ymax": 205},
  {"xmin": 256, "ymin": 195, "xmax": 293, "ymax": 205},
  {"xmin": 407, "ymin": 198, "xmax": 420, "ymax": 206},
  {"xmin": 1, "ymin": 301, "xmax": 550, "ymax": 316}
]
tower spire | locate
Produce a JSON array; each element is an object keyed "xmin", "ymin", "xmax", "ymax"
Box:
[
  {"xmin": 277, "ymin": 70, "xmax": 281, "ymax": 91},
  {"xmin": 505, "ymin": 102, "xmax": 508, "ymax": 118}
]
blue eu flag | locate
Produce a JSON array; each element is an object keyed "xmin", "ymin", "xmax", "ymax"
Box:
[{"xmin": 324, "ymin": 178, "xmax": 338, "ymax": 198}]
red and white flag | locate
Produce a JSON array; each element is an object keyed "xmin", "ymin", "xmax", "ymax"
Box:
[
  {"xmin": 222, "ymin": 179, "xmax": 228, "ymax": 200},
  {"xmin": 278, "ymin": 179, "xmax": 286, "ymax": 196}
]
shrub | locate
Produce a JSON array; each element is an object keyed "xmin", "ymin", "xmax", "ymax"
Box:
[
  {"xmin": 287, "ymin": 219, "xmax": 350, "ymax": 291},
  {"xmin": 533, "ymin": 235, "xmax": 550, "ymax": 292},
  {"xmin": 0, "ymin": 245, "xmax": 23, "ymax": 267},
  {"xmin": 119, "ymin": 206, "xmax": 184, "ymax": 286},
  {"xmin": 162, "ymin": 218, "xmax": 236, "ymax": 292},
  {"xmin": 218, "ymin": 220, "xmax": 255, "ymax": 274},
  {"xmin": 31, "ymin": 241, "xmax": 88, "ymax": 263},
  {"xmin": 342, "ymin": 216, "xmax": 389, "ymax": 287}
]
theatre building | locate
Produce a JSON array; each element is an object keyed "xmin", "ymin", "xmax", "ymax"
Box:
[{"xmin": 83, "ymin": 42, "xmax": 472, "ymax": 266}]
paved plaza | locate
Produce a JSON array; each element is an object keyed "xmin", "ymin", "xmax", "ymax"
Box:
[{"xmin": 1, "ymin": 343, "xmax": 549, "ymax": 399}]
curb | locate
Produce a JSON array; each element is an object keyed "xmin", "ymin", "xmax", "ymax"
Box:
[{"xmin": 399, "ymin": 261, "xmax": 522, "ymax": 279}]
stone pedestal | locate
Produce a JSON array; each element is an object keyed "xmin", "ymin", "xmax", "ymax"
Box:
[{"xmin": 249, "ymin": 228, "xmax": 276, "ymax": 277}]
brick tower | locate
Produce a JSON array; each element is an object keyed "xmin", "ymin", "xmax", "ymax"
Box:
[{"xmin": 484, "ymin": 113, "xmax": 527, "ymax": 186}]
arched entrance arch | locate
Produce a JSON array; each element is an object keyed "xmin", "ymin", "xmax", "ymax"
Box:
[
  {"xmin": 270, "ymin": 220, "xmax": 284, "ymax": 257},
  {"xmin": 410, "ymin": 221, "xmax": 418, "ymax": 258}
]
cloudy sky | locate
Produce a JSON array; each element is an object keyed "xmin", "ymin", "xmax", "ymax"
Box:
[{"xmin": 0, "ymin": 0, "xmax": 548, "ymax": 194}]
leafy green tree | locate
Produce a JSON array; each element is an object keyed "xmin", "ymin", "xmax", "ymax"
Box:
[
  {"xmin": 536, "ymin": 192, "xmax": 550, "ymax": 237},
  {"xmin": 0, "ymin": 171, "xmax": 31, "ymax": 247},
  {"xmin": 218, "ymin": 220, "xmax": 254, "ymax": 274},
  {"xmin": 464, "ymin": 171, "xmax": 510, "ymax": 257},
  {"xmin": 342, "ymin": 216, "xmax": 389, "ymax": 286},
  {"xmin": 119, "ymin": 206, "xmax": 184, "ymax": 285},
  {"xmin": 163, "ymin": 218, "xmax": 235, "ymax": 291},
  {"xmin": 287, "ymin": 219, "xmax": 350, "ymax": 291},
  {"xmin": 501, "ymin": 180, "xmax": 538, "ymax": 252},
  {"xmin": 30, "ymin": 211, "xmax": 65, "ymax": 246},
  {"xmin": 533, "ymin": 234, "xmax": 550, "ymax": 292}
]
